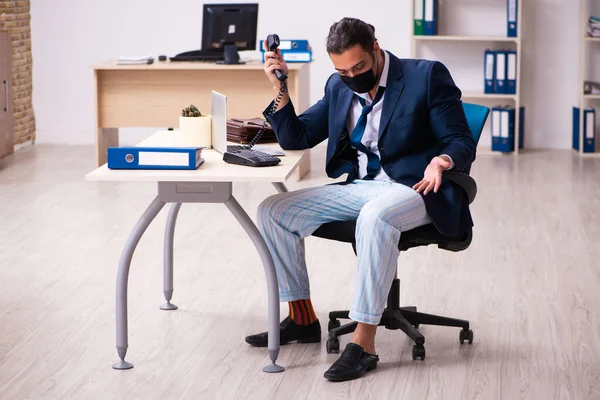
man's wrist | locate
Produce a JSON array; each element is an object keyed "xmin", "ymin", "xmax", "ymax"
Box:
[{"xmin": 438, "ymin": 154, "xmax": 454, "ymax": 170}]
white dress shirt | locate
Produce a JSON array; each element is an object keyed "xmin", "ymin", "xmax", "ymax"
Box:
[
  {"xmin": 344, "ymin": 50, "xmax": 454, "ymax": 182},
  {"xmin": 345, "ymin": 50, "xmax": 392, "ymax": 182}
]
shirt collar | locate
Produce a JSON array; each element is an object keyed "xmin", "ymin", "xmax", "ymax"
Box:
[{"xmin": 355, "ymin": 49, "xmax": 389, "ymax": 103}]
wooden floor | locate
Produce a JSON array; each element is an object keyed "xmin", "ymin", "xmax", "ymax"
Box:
[{"xmin": 0, "ymin": 145, "xmax": 599, "ymax": 400}]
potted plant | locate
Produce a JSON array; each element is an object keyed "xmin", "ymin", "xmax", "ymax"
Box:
[{"xmin": 179, "ymin": 104, "xmax": 212, "ymax": 148}]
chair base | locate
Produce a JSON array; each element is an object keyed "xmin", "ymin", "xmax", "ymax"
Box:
[{"xmin": 326, "ymin": 279, "xmax": 474, "ymax": 359}]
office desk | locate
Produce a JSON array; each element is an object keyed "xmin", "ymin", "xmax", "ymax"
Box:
[
  {"xmin": 90, "ymin": 59, "xmax": 311, "ymax": 179},
  {"xmin": 85, "ymin": 130, "xmax": 306, "ymax": 373}
]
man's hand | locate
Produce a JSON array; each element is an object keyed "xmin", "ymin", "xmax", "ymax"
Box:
[
  {"xmin": 262, "ymin": 40, "xmax": 290, "ymax": 111},
  {"xmin": 413, "ymin": 156, "xmax": 452, "ymax": 195},
  {"xmin": 263, "ymin": 40, "xmax": 289, "ymax": 89}
]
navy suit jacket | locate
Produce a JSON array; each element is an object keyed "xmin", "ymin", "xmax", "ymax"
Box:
[{"xmin": 264, "ymin": 51, "xmax": 477, "ymax": 237}]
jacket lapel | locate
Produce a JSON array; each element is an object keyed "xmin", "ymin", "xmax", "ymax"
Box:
[
  {"xmin": 333, "ymin": 86, "xmax": 354, "ymax": 144},
  {"xmin": 378, "ymin": 53, "xmax": 405, "ymax": 139}
]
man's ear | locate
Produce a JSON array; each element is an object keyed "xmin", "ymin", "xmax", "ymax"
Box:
[{"xmin": 372, "ymin": 41, "xmax": 380, "ymax": 53}]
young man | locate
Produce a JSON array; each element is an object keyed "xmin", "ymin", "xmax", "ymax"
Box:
[{"xmin": 245, "ymin": 17, "xmax": 476, "ymax": 382}]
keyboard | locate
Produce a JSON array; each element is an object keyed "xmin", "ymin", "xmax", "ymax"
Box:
[
  {"xmin": 223, "ymin": 146, "xmax": 281, "ymax": 167},
  {"xmin": 169, "ymin": 49, "xmax": 223, "ymax": 62}
]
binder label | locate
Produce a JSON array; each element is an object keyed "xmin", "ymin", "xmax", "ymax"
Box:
[
  {"xmin": 508, "ymin": 0, "xmax": 517, "ymax": 23},
  {"xmin": 508, "ymin": 53, "xmax": 516, "ymax": 80},
  {"xmin": 425, "ymin": 0, "xmax": 434, "ymax": 21},
  {"xmin": 586, "ymin": 110, "xmax": 595, "ymax": 139},
  {"xmin": 139, "ymin": 151, "xmax": 190, "ymax": 167},
  {"xmin": 414, "ymin": 0, "xmax": 424, "ymax": 20},
  {"xmin": 496, "ymin": 53, "xmax": 506, "ymax": 81},
  {"xmin": 500, "ymin": 110, "xmax": 509, "ymax": 138},
  {"xmin": 485, "ymin": 54, "xmax": 494, "ymax": 80},
  {"xmin": 492, "ymin": 109, "xmax": 501, "ymax": 137}
]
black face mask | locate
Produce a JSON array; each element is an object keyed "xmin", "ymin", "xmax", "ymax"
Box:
[{"xmin": 340, "ymin": 53, "xmax": 378, "ymax": 93}]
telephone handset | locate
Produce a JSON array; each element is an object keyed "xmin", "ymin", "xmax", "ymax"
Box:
[
  {"xmin": 221, "ymin": 34, "xmax": 287, "ymax": 167},
  {"xmin": 267, "ymin": 34, "xmax": 288, "ymax": 82}
]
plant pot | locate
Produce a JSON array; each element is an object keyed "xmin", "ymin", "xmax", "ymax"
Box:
[{"xmin": 179, "ymin": 114, "xmax": 212, "ymax": 148}]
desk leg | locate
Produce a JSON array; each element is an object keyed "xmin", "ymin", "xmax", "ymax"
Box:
[
  {"xmin": 113, "ymin": 196, "xmax": 166, "ymax": 370},
  {"xmin": 161, "ymin": 202, "xmax": 182, "ymax": 311},
  {"xmin": 96, "ymin": 128, "xmax": 119, "ymax": 167},
  {"xmin": 224, "ymin": 196, "xmax": 285, "ymax": 373},
  {"xmin": 272, "ymin": 183, "xmax": 289, "ymax": 194},
  {"xmin": 296, "ymin": 151, "xmax": 310, "ymax": 181}
]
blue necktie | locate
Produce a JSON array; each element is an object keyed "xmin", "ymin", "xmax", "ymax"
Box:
[{"xmin": 349, "ymin": 86, "xmax": 385, "ymax": 180}]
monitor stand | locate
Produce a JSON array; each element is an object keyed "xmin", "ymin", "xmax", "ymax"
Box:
[{"xmin": 217, "ymin": 44, "xmax": 245, "ymax": 65}]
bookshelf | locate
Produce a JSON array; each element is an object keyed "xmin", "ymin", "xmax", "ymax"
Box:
[
  {"xmin": 410, "ymin": 0, "xmax": 524, "ymax": 154},
  {"xmin": 577, "ymin": 0, "xmax": 600, "ymax": 156}
]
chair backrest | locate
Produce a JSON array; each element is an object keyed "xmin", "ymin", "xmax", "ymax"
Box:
[{"xmin": 462, "ymin": 102, "xmax": 490, "ymax": 145}]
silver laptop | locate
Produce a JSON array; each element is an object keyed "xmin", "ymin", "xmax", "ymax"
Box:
[{"xmin": 211, "ymin": 90, "xmax": 228, "ymax": 154}]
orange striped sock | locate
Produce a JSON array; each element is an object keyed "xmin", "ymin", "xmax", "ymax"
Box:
[{"xmin": 288, "ymin": 299, "xmax": 317, "ymax": 326}]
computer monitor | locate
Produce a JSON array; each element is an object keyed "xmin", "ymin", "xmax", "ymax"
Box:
[{"xmin": 202, "ymin": 3, "xmax": 259, "ymax": 64}]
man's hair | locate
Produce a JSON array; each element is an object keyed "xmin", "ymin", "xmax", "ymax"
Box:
[{"xmin": 326, "ymin": 17, "xmax": 377, "ymax": 55}]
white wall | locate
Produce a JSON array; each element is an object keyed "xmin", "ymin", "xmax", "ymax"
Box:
[{"xmin": 30, "ymin": 0, "xmax": 580, "ymax": 149}]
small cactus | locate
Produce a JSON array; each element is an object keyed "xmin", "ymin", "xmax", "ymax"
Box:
[{"xmin": 181, "ymin": 104, "xmax": 202, "ymax": 117}]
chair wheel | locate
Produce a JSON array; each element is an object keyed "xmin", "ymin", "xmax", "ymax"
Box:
[
  {"xmin": 328, "ymin": 319, "xmax": 341, "ymax": 332},
  {"xmin": 412, "ymin": 344, "xmax": 425, "ymax": 360},
  {"xmin": 326, "ymin": 338, "xmax": 340, "ymax": 354},
  {"xmin": 413, "ymin": 323, "xmax": 420, "ymax": 329},
  {"xmin": 460, "ymin": 328, "xmax": 474, "ymax": 344}
]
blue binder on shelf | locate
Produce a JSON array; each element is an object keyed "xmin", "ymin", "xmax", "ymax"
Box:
[
  {"xmin": 506, "ymin": 50, "xmax": 517, "ymax": 94},
  {"xmin": 518, "ymin": 106, "xmax": 525, "ymax": 149},
  {"xmin": 491, "ymin": 106, "xmax": 507, "ymax": 152},
  {"xmin": 492, "ymin": 106, "xmax": 523, "ymax": 152},
  {"xmin": 507, "ymin": 0, "xmax": 518, "ymax": 37},
  {"xmin": 107, "ymin": 146, "xmax": 205, "ymax": 170},
  {"xmin": 584, "ymin": 108, "xmax": 596, "ymax": 153},
  {"xmin": 484, "ymin": 50, "xmax": 496, "ymax": 94},
  {"xmin": 423, "ymin": 0, "xmax": 438, "ymax": 35},
  {"xmin": 500, "ymin": 106, "xmax": 515, "ymax": 152},
  {"xmin": 495, "ymin": 50, "xmax": 507, "ymax": 94},
  {"xmin": 573, "ymin": 107, "xmax": 580, "ymax": 151}
]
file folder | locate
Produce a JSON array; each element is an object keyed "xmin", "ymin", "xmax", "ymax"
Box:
[
  {"xmin": 507, "ymin": 0, "xmax": 518, "ymax": 37},
  {"xmin": 573, "ymin": 107, "xmax": 580, "ymax": 151},
  {"xmin": 424, "ymin": 0, "xmax": 438, "ymax": 35},
  {"xmin": 583, "ymin": 108, "xmax": 596, "ymax": 152},
  {"xmin": 484, "ymin": 50, "xmax": 496, "ymax": 94},
  {"xmin": 107, "ymin": 146, "xmax": 205, "ymax": 170},
  {"xmin": 506, "ymin": 50, "xmax": 517, "ymax": 95},
  {"xmin": 414, "ymin": 0, "xmax": 424, "ymax": 35},
  {"xmin": 495, "ymin": 51, "xmax": 506, "ymax": 94}
]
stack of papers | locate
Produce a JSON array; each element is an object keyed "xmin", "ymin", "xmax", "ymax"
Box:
[
  {"xmin": 588, "ymin": 16, "xmax": 600, "ymax": 37},
  {"xmin": 116, "ymin": 55, "xmax": 154, "ymax": 65}
]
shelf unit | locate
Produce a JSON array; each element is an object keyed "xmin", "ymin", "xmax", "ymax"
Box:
[
  {"xmin": 410, "ymin": 0, "xmax": 524, "ymax": 154},
  {"xmin": 577, "ymin": 0, "xmax": 600, "ymax": 156}
]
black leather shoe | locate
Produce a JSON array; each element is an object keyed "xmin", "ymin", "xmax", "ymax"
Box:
[
  {"xmin": 323, "ymin": 343, "xmax": 379, "ymax": 382},
  {"xmin": 245, "ymin": 316, "xmax": 321, "ymax": 347}
]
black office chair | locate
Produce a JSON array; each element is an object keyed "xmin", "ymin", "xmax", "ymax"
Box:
[{"xmin": 311, "ymin": 103, "xmax": 490, "ymax": 360}]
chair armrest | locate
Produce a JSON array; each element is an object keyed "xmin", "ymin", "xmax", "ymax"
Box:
[{"xmin": 442, "ymin": 170, "xmax": 477, "ymax": 204}]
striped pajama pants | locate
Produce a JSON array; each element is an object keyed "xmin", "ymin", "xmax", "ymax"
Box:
[{"xmin": 257, "ymin": 180, "xmax": 431, "ymax": 325}]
